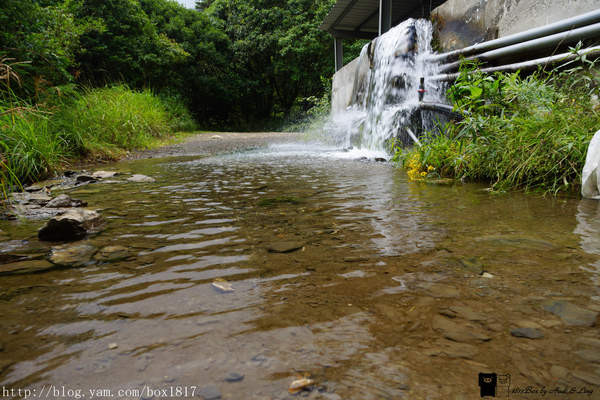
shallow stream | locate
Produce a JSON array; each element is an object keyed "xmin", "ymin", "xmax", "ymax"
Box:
[{"xmin": 2, "ymin": 142, "xmax": 600, "ymax": 399}]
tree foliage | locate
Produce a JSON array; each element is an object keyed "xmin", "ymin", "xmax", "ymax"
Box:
[{"xmin": 0, "ymin": 0, "xmax": 365, "ymax": 129}]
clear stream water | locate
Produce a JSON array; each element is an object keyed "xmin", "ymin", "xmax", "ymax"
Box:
[{"xmin": 1, "ymin": 143, "xmax": 600, "ymax": 399}]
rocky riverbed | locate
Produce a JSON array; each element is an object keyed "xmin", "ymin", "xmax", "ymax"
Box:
[{"xmin": 1, "ymin": 133, "xmax": 600, "ymax": 399}]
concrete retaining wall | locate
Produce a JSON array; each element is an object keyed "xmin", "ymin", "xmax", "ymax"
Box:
[
  {"xmin": 331, "ymin": 57, "xmax": 360, "ymax": 114},
  {"xmin": 432, "ymin": 0, "xmax": 600, "ymax": 51}
]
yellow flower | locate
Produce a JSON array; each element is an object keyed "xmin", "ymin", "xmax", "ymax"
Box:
[{"xmin": 427, "ymin": 165, "xmax": 435, "ymax": 171}]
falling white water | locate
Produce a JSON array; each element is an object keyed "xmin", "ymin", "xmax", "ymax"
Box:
[{"xmin": 326, "ymin": 19, "xmax": 444, "ymax": 153}]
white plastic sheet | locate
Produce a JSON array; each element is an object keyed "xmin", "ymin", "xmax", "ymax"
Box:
[{"xmin": 582, "ymin": 129, "xmax": 600, "ymax": 199}]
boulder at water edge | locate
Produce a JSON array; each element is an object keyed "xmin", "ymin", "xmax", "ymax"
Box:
[
  {"xmin": 38, "ymin": 209, "xmax": 103, "ymax": 242},
  {"xmin": 582, "ymin": 129, "xmax": 600, "ymax": 199}
]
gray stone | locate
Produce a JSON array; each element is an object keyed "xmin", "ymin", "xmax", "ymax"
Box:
[
  {"xmin": 38, "ymin": 209, "xmax": 103, "ymax": 241},
  {"xmin": 267, "ymin": 241, "xmax": 304, "ymax": 253},
  {"xmin": 432, "ymin": 315, "xmax": 491, "ymax": 343},
  {"xmin": 127, "ymin": 174, "xmax": 155, "ymax": 183},
  {"xmin": 49, "ymin": 243, "xmax": 97, "ymax": 267},
  {"xmin": 94, "ymin": 246, "xmax": 130, "ymax": 262},
  {"xmin": 28, "ymin": 192, "xmax": 52, "ymax": 206},
  {"xmin": 92, "ymin": 171, "xmax": 118, "ymax": 179},
  {"xmin": 440, "ymin": 305, "xmax": 487, "ymax": 322},
  {"xmin": 0, "ymin": 260, "xmax": 56, "ymax": 276},
  {"xmin": 510, "ymin": 327, "xmax": 544, "ymax": 339},
  {"xmin": 24, "ymin": 179, "xmax": 62, "ymax": 192},
  {"xmin": 76, "ymin": 175, "xmax": 97, "ymax": 184},
  {"xmin": 224, "ymin": 372, "xmax": 244, "ymax": 382},
  {"xmin": 46, "ymin": 194, "xmax": 87, "ymax": 208},
  {"xmin": 542, "ymin": 300, "xmax": 598, "ymax": 327},
  {"xmin": 197, "ymin": 385, "xmax": 221, "ymax": 400}
]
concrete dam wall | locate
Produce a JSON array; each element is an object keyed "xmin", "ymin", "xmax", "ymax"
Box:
[{"xmin": 433, "ymin": 0, "xmax": 600, "ymax": 52}]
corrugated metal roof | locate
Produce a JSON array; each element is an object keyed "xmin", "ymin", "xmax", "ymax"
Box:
[{"xmin": 321, "ymin": 0, "xmax": 447, "ymax": 39}]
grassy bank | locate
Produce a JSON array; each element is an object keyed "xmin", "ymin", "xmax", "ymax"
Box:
[
  {"xmin": 1, "ymin": 85, "xmax": 196, "ymax": 194},
  {"xmin": 397, "ymin": 59, "xmax": 600, "ymax": 194}
]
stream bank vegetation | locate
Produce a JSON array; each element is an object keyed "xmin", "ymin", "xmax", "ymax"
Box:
[
  {"xmin": 1, "ymin": 0, "xmax": 354, "ymax": 195},
  {"xmin": 397, "ymin": 51, "xmax": 600, "ymax": 194},
  {"xmin": 1, "ymin": 59, "xmax": 195, "ymax": 195}
]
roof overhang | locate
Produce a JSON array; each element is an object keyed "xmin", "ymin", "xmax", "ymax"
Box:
[{"xmin": 321, "ymin": 0, "xmax": 447, "ymax": 40}]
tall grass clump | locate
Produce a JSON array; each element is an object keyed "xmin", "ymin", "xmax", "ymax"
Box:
[
  {"xmin": 1, "ymin": 60, "xmax": 198, "ymax": 195},
  {"xmin": 398, "ymin": 55, "xmax": 600, "ymax": 194},
  {"xmin": 1, "ymin": 58, "xmax": 63, "ymax": 193},
  {"xmin": 53, "ymin": 85, "xmax": 179, "ymax": 158}
]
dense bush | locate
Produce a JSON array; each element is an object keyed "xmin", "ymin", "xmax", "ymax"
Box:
[{"xmin": 397, "ymin": 58, "xmax": 600, "ymax": 193}]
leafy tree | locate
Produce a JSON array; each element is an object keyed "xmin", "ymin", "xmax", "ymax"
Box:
[
  {"xmin": 0, "ymin": 0, "xmax": 87, "ymax": 96},
  {"xmin": 69, "ymin": 0, "xmax": 188, "ymax": 87}
]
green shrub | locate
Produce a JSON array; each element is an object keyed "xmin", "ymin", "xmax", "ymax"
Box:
[
  {"xmin": 0, "ymin": 106, "xmax": 63, "ymax": 188},
  {"xmin": 52, "ymin": 85, "xmax": 182, "ymax": 158},
  {"xmin": 398, "ymin": 57, "xmax": 600, "ymax": 194}
]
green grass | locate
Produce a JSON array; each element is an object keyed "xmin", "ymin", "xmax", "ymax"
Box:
[
  {"xmin": 52, "ymin": 85, "xmax": 196, "ymax": 159},
  {"xmin": 397, "ymin": 59, "xmax": 600, "ymax": 194},
  {"xmin": 0, "ymin": 85, "xmax": 197, "ymax": 194}
]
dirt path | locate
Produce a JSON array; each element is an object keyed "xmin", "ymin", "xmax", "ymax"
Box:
[{"xmin": 129, "ymin": 131, "xmax": 303, "ymax": 159}]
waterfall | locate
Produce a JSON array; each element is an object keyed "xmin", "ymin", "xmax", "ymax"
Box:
[{"xmin": 326, "ymin": 19, "xmax": 444, "ymax": 154}]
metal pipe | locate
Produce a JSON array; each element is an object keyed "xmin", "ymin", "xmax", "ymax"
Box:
[
  {"xmin": 429, "ymin": 8, "xmax": 600, "ymax": 63},
  {"xmin": 438, "ymin": 22, "xmax": 600, "ymax": 73},
  {"xmin": 418, "ymin": 77, "xmax": 425, "ymax": 101},
  {"xmin": 418, "ymin": 101, "xmax": 464, "ymax": 120},
  {"xmin": 430, "ymin": 45, "xmax": 600, "ymax": 82}
]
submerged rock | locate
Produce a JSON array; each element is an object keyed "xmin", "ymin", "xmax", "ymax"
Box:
[
  {"xmin": 76, "ymin": 175, "xmax": 97, "ymax": 184},
  {"xmin": 542, "ymin": 300, "xmax": 598, "ymax": 327},
  {"xmin": 92, "ymin": 171, "xmax": 119, "ymax": 179},
  {"xmin": 94, "ymin": 245, "xmax": 130, "ymax": 262},
  {"xmin": 431, "ymin": 315, "xmax": 491, "ymax": 343},
  {"xmin": 574, "ymin": 349, "xmax": 600, "ymax": 363},
  {"xmin": 267, "ymin": 241, "xmax": 304, "ymax": 253},
  {"xmin": 38, "ymin": 209, "xmax": 103, "ymax": 241},
  {"xmin": 510, "ymin": 327, "xmax": 544, "ymax": 339},
  {"xmin": 127, "ymin": 174, "xmax": 155, "ymax": 183},
  {"xmin": 0, "ymin": 260, "xmax": 56, "ymax": 276},
  {"xmin": 49, "ymin": 243, "xmax": 97, "ymax": 267},
  {"xmin": 572, "ymin": 370, "xmax": 600, "ymax": 386},
  {"xmin": 289, "ymin": 378, "xmax": 314, "ymax": 394},
  {"xmin": 46, "ymin": 194, "xmax": 87, "ymax": 208},
  {"xmin": 27, "ymin": 193, "xmax": 52, "ymax": 206},
  {"xmin": 25, "ymin": 179, "xmax": 62, "ymax": 192},
  {"xmin": 0, "ymin": 240, "xmax": 28, "ymax": 253},
  {"xmin": 425, "ymin": 283, "xmax": 460, "ymax": 298},
  {"xmin": 211, "ymin": 279, "xmax": 234, "ymax": 293},
  {"xmin": 224, "ymin": 372, "xmax": 244, "ymax": 382},
  {"xmin": 197, "ymin": 385, "xmax": 221, "ymax": 400},
  {"xmin": 439, "ymin": 305, "xmax": 487, "ymax": 322}
]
